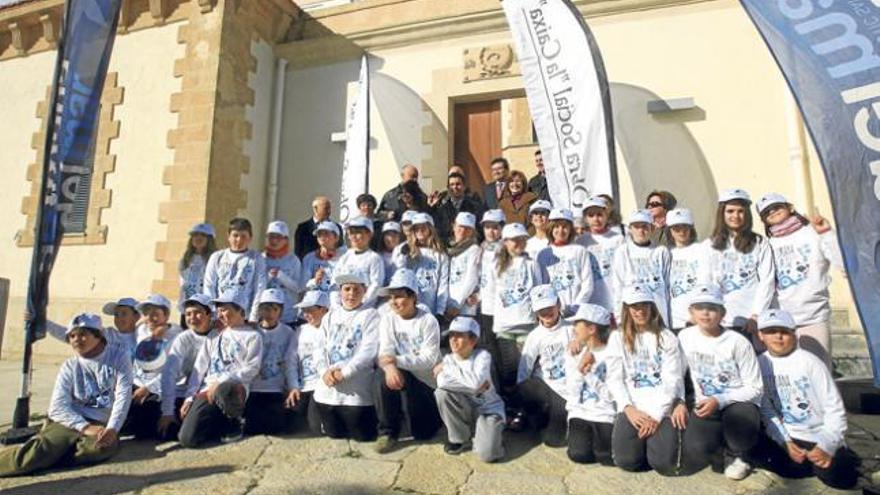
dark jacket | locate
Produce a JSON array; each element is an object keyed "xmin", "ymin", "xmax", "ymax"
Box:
[
  {"xmin": 528, "ymin": 173, "xmax": 550, "ymax": 202},
  {"xmin": 377, "ymin": 184, "xmax": 405, "ymax": 221},
  {"xmin": 430, "ymin": 193, "xmax": 487, "ymax": 244},
  {"xmin": 294, "ymin": 218, "xmax": 343, "ymax": 259},
  {"xmin": 482, "ymin": 180, "xmax": 507, "ymax": 209}
]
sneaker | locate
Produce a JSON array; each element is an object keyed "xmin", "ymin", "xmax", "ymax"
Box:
[
  {"xmin": 374, "ymin": 435, "xmax": 397, "ymax": 454},
  {"xmin": 221, "ymin": 418, "xmax": 245, "ymax": 444},
  {"xmin": 724, "ymin": 457, "xmax": 751, "ymax": 480},
  {"xmin": 444, "ymin": 442, "xmax": 466, "ymax": 455}
]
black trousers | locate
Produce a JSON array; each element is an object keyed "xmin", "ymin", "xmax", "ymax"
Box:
[
  {"xmin": 315, "ymin": 402, "xmax": 378, "ymax": 442},
  {"xmin": 612, "ymin": 413, "xmax": 680, "ymax": 476},
  {"xmin": 178, "ymin": 381, "xmax": 245, "ymax": 448},
  {"xmin": 374, "ymin": 368, "xmax": 441, "ymax": 440},
  {"xmin": 290, "ymin": 390, "xmax": 323, "ymax": 435},
  {"xmin": 124, "ymin": 389, "xmax": 162, "ymax": 440},
  {"xmin": 753, "ymin": 434, "xmax": 859, "ymax": 490},
  {"xmin": 568, "ymin": 418, "xmax": 614, "ymax": 465},
  {"xmin": 492, "ymin": 337, "xmax": 521, "ymax": 403},
  {"xmin": 244, "ymin": 392, "xmax": 287, "ymax": 435},
  {"xmin": 478, "ymin": 314, "xmax": 502, "ymax": 390},
  {"xmin": 680, "ymin": 402, "xmax": 760, "ymax": 474},
  {"xmin": 516, "ymin": 378, "xmax": 568, "ymax": 446}
]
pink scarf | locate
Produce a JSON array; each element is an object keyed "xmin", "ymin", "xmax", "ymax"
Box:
[{"xmin": 769, "ymin": 215, "xmax": 803, "ymax": 238}]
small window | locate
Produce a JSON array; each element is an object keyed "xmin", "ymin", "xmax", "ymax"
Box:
[{"xmin": 61, "ymin": 119, "xmax": 98, "ymax": 234}]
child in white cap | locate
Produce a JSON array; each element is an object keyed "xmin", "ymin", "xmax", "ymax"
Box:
[
  {"xmin": 159, "ymin": 293, "xmax": 217, "ymax": 440},
  {"xmin": 44, "ymin": 297, "xmax": 141, "ymax": 357},
  {"xmin": 0, "ymin": 314, "xmax": 132, "ymax": 476},
  {"xmin": 288, "ymin": 290, "xmax": 331, "ymax": 434},
  {"xmin": 178, "ymin": 290, "xmax": 263, "ymax": 447},
  {"xmin": 536, "ymin": 208, "xmax": 594, "ymax": 317},
  {"xmin": 178, "ymin": 223, "xmax": 217, "ymax": 326},
  {"xmin": 202, "ymin": 217, "xmax": 268, "ymax": 323},
  {"xmin": 565, "ymin": 304, "xmax": 616, "ymax": 465},
  {"xmin": 245, "ymin": 288, "xmax": 299, "ymax": 435},
  {"xmin": 125, "ymin": 294, "xmax": 182, "ymax": 440},
  {"xmin": 675, "ymin": 285, "xmax": 762, "ymax": 479},
  {"xmin": 756, "ymin": 193, "xmax": 843, "ymax": 367},
  {"xmin": 666, "ymin": 208, "xmax": 712, "ymax": 331},
  {"xmin": 336, "ymin": 216, "xmax": 386, "ymax": 307},
  {"xmin": 261, "ymin": 220, "xmax": 302, "ymax": 326},
  {"xmin": 611, "ymin": 210, "xmax": 672, "ymax": 327},
  {"xmin": 477, "ymin": 210, "xmax": 504, "ymax": 352},
  {"xmin": 525, "ymin": 200, "xmax": 552, "ymax": 259},
  {"xmin": 379, "ymin": 222, "xmax": 403, "ymax": 285},
  {"xmin": 313, "ymin": 272, "xmax": 381, "ymax": 441},
  {"xmin": 607, "ymin": 285, "xmax": 683, "ymax": 476},
  {"xmin": 434, "ymin": 317, "xmax": 506, "ymax": 462},
  {"xmin": 753, "ymin": 309, "xmax": 857, "ymax": 489},
  {"xmin": 392, "ymin": 212, "xmax": 450, "ymax": 319},
  {"xmin": 446, "ymin": 212, "xmax": 482, "ymax": 320},
  {"xmin": 300, "ymin": 220, "xmax": 347, "ymax": 295},
  {"xmin": 707, "ymin": 189, "xmax": 775, "ymax": 338},
  {"xmin": 516, "ymin": 284, "xmax": 573, "ymax": 446},
  {"xmin": 575, "ymin": 197, "xmax": 624, "ymax": 313},
  {"xmin": 374, "ymin": 269, "xmax": 442, "ymax": 453}
]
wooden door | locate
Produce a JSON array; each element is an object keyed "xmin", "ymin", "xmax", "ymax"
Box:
[{"xmin": 453, "ymin": 101, "xmax": 502, "ymax": 194}]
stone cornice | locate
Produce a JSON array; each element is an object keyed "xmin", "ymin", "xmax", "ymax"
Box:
[{"xmin": 277, "ymin": 0, "xmax": 719, "ymax": 68}]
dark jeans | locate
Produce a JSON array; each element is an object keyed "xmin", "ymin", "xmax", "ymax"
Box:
[
  {"xmin": 491, "ymin": 337, "xmax": 521, "ymax": 403},
  {"xmin": 680, "ymin": 402, "xmax": 760, "ymax": 474},
  {"xmin": 612, "ymin": 413, "xmax": 680, "ymax": 476},
  {"xmin": 375, "ymin": 368, "xmax": 441, "ymax": 440},
  {"xmin": 568, "ymin": 418, "xmax": 614, "ymax": 465},
  {"xmin": 244, "ymin": 392, "xmax": 287, "ymax": 435},
  {"xmin": 124, "ymin": 388, "xmax": 162, "ymax": 440},
  {"xmin": 315, "ymin": 402, "xmax": 378, "ymax": 441},
  {"xmin": 478, "ymin": 314, "xmax": 502, "ymax": 390},
  {"xmin": 290, "ymin": 390, "xmax": 323, "ymax": 435},
  {"xmin": 178, "ymin": 381, "xmax": 246, "ymax": 448},
  {"xmin": 753, "ymin": 433, "xmax": 859, "ymax": 490},
  {"xmin": 516, "ymin": 378, "xmax": 568, "ymax": 446}
]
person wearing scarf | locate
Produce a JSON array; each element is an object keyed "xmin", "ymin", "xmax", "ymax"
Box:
[
  {"xmin": 499, "ymin": 171, "xmax": 538, "ymax": 226},
  {"xmin": 262, "ymin": 221, "xmax": 303, "ymax": 326}
]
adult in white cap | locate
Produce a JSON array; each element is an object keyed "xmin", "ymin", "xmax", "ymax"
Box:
[
  {"xmin": 575, "ymin": 196, "xmax": 624, "ymax": 314},
  {"xmin": 179, "ymin": 289, "xmax": 263, "ymax": 447},
  {"xmin": 373, "ymin": 268, "xmax": 442, "ymax": 453},
  {"xmin": 537, "ymin": 208, "xmax": 594, "ymax": 318},
  {"xmin": 392, "ymin": 211, "xmax": 450, "ymax": 319},
  {"xmin": 565, "ymin": 303, "xmax": 616, "ymax": 465},
  {"xmin": 312, "ymin": 264, "xmax": 381, "ymax": 442},
  {"xmin": 158, "ymin": 293, "xmax": 217, "ymax": 440},
  {"xmin": 754, "ymin": 308, "xmax": 857, "ymax": 489},
  {"xmin": 492, "ymin": 223, "xmax": 544, "ymax": 405},
  {"xmin": 179, "ymin": 223, "xmax": 217, "ymax": 322},
  {"xmin": 525, "ymin": 199, "xmax": 553, "ymax": 259},
  {"xmin": 288, "ymin": 290, "xmax": 332, "ymax": 434},
  {"xmin": 244, "ymin": 288, "xmax": 298, "ymax": 436},
  {"xmin": 477, "ymin": 209, "xmax": 505, "ymax": 350},
  {"xmin": 666, "ymin": 208, "xmax": 712, "ymax": 331},
  {"xmin": 708, "ymin": 188, "xmax": 775, "ymax": 336},
  {"xmin": 517, "ymin": 284, "xmax": 572, "ymax": 446},
  {"xmin": 446, "ymin": 211, "xmax": 482, "ymax": 321},
  {"xmin": 606, "ymin": 284, "xmax": 684, "ymax": 476},
  {"xmin": 676, "ymin": 285, "xmax": 763, "ymax": 479},
  {"xmin": 336, "ymin": 216, "xmax": 386, "ymax": 308},
  {"xmin": 611, "ymin": 210, "xmax": 672, "ymax": 327},
  {"xmin": 428, "ymin": 169, "xmax": 487, "ymax": 245},
  {"xmin": 203, "ymin": 217, "xmax": 268, "ymax": 324},
  {"xmin": 755, "ymin": 193, "xmax": 842, "ymax": 368},
  {"xmin": 434, "ymin": 315, "xmax": 506, "ymax": 462},
  {"xmin": 260, "ymin": 220, "xmax": 302, "ymax": 326},
  {"xmin": 301, "ymin": 220, "xmax": 347, "ymax": 298},
  {"xmin": 0, "ymin": 312, "xmax": 133, "ymax": 476}
]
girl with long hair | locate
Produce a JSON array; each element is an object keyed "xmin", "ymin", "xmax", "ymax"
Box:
[
  {"xmin": 392, "ymin": 212, "xmax": 449, "ymax": 319},
  {"xmin": 576, "ymin": 197, "xmax": 624, "ymax": 313},
  {"xmin": 178, "ymin": 223, "xmax": 217, "ymax": 326},
  {"xmin": 536, "ymin": 208, "xmax": 593, "ymax": 317},
  {"xmin": 666, "ymin": 209, "xmax": 712, "ymax": 332}
]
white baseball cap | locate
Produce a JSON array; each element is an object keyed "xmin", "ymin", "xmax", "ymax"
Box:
[
  {"xmin": 758, "ymin": 309, "xmax": 796, "ymax": 331},
  {"xmin": 379, "ymin": 268, "xmax": 419, "ymax": 296},
  {"xmin": 627, "ymin": 210, "xmax": 653, "ymax": 226},
  {"xmin": 313, "ymin": 221, "xmax": 340, "ymax": 236},
  {"xmin": 258, "ymin": 288, "xmax": 286, "ymax": 306},
  {"xmin": 529, "ymin": 200, "xmax": 552, "ymax": 214},
  {"xmin": 666, "ymin": 208, "xmax": 694, "ymax": 227},
  {"xmin": 455, "ymin": 212, "xmax": 477, "ymax": 230},
  {"xmin": 102, "ymin": 297, "xmax": 139, "ymax": 316},
  {"xmin": 295, "ymin": 290, "xmax": 330, "ymax": 309},
  {"xmin": 266, "ymin": 220, "xmax": 290, "ymax": 237},
  {"xmin": 183, "ymin": 293, "xmax": 214, "ymax": 313},
  {"xmin": 346, "ymin": 216, "xmax": 374, "ymax": 232},
  {"xmin": 189, "ymin": 223, "xmax": 216, "ymax": 237},
  {"xmin": 136, "ymin": 294, "xmax": 172, "ymax": 313},
  {"xmin": 582, "ymin": 197, "xmax": 607, "ymax": 210},
  {"xmin": 689, "ymin": 285, "xmax": 724, "ymax": 307},
  {"xmin": 718, "ymin": 188, "xmax": 751, "ymax": 203},
  {"xmin": 382, "ymin": 222, "xmax": 401, "ymax": 233},
  {"xmin": 401, "ymin": 210, "xmax": 418, "ymax": 224},
  {"xmin": 481, "ymin": 209, "xmax": 505, "ymax": 224},
  {"xmin": 549, "ymin": 208, "xmax": 574, "ymax": 222},
  {"xmin": 67, "ymin": 312, "xmax": 103, "ymax": 335},
  {"xmin": 568, "ymin": 304, "xmax": 612, "ymax": 326},
  {"xmin": 213, "ymin": 290, "xmax": 250, "ymax": 312},
  {"xmin": 501, "ymin": 223, "xmax": 529, "ymax": 239},
  {"xmin": 334, "ymin": 271, "xmax": 368, "ymax": 286},
  {"xmin": 622, "ymin": 285, "xmax": 654, "ymax": 305},
  {"xmin": 756, "ymin": 193, "xmax": 789, "ymax": 215},
  {"xmin": 411, "ymin": 212, "xmax": 434, "ymax": 226},
  {"xmin": 530, "ymin": 284, "xmax": 559, "ymax": 312},
  {"xmin": 446, "ymin": 316, "xmax": 480, "ymax": 338}
]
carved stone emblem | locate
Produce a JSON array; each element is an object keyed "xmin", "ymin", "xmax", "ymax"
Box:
[{"xmin": 463, "ymin": 44, "xmax": 520, "ymax": 83}]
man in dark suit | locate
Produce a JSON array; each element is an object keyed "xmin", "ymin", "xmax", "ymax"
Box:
[
  {"xmin": 428, "ymin": 171, "xmax": 487, "ymax": 244},
  {"xmin": 294, "ymin": 196, "xmax": 343, "ymax": 259},
  {"xmin": 527, "ymin": 149, "xmax": 550, "ymax": 202},
  {"xmin": 481, "ymin": 157, "xmax": 510, "ymax": 209}
]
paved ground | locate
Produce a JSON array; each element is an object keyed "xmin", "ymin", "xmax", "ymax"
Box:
[{"xmin": 0, "ymin": 357, "xmax": 879, "ymax": 494}]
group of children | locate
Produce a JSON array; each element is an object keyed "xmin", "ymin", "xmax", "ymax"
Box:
[{"xmin": 0, "ymin": 188, "xmax": 858, "ymax": 489}]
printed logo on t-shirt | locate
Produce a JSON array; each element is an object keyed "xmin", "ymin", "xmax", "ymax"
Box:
[
  {"xmin": 259, "ymin": 338, "xmax": 284, "ymax": 379},
  {"xmin": 395, "ymin": 331, "xmax": 424, "ymax": 357},
  {"xmin": 547, "ymin": 257, "xmax": 580, "ymax": 293},
  {"xmin": 775, "ymin": 244, "xmax": 812, "ymax": 290},
  {"xmin": 588, "ymin": 248, "xmax": 614, "ymax": 281},
  {"xmin": 670, "ymin": 259, "xmax": 700, "ymax": 298},
  {"xmin": 773, "ymin": 374, "xmax": 814, "ymax": 425},
  {"xmin": 415, "ymin": 259, "xmax": 438, "ymax": 296},
  {"xmin": 718, "ymin": 251, "xmax": 758, "ymax": 294},
  {"xmin": 79, "ymin": 366, "xmax": 116, "ymax": 409},
  {"xmin": 327, "ymin": 322, "xmax": 363, "ymax": 366},
  {"xmin": 577, "ymin": 362, "xmax": 610, "ymax": 405},
  {"xmin": 498, "ymin": 263, "xmax": 532, "ymax": 308},
  {"xmin": 689, "ymin": 351, "xmax": 738, "ymax": 396},
  {"xmin": 540, "ymin": 341, "xmax": 567, "ymax": 381},
  {"xmin": 630, "ymin": 348, "xmax": 663, "ymax": 389}
]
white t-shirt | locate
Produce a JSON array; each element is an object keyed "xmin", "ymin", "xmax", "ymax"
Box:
[
  {"xmin": 517, "ymin": 320, "xmax": 574, "ymax": 399},
  {"xmin": 492, "ymin": 255, "xmax": 544, "ymax": 336},
  {"xmin": 678, "ymin": 326, "xmax": 762, "ymax": 408},
  {"xmin": 378, "ymin": 308, "xmax": 441, "ymax": 387},
  {"xmin": 448, "ymin": 244, "xmax": 482, "ymax": 316},
  {"xmin": 708, "ymin": 237, "xmax": 775, "ymax": 327},
  {"xmin": 565, "ymin": 345, "xmax": 616, "ymax": 424},
  {"xmin": 313, "ymin": 305, "xmax": 380, "ymax": 406},
  {"xmin": 668, "ymin": 242, "xmax": 712, "ymax": 329},
  {"xmin": 576, "ymin": 229, "xmax": 624, "ymax": 313},
  {"xmin": 611, "ymin": 240, "xmax": 671, "ymax": 326},
  {"xmin": 537, "ymin": 243, "xmax": 594, "ymax": 315}
]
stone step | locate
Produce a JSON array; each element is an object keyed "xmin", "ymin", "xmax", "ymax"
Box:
[
  {"xmin": 832, "ymin": 332, "xmax": 870, "ymax": 357},
  {"xmin": 831, "ymin": 307, "xmax": 851, "ymax": 328}
]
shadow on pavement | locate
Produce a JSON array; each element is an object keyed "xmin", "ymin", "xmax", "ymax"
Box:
[{"xmin": 1, "ymin": 465, "xmax": 235, "ymax": 495}]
